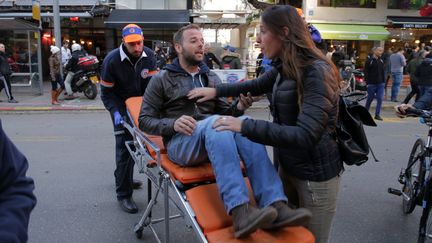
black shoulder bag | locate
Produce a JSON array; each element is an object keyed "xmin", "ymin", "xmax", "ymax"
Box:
[{"xmin": 337, "ymin": 93, "xmax": 379, "ymax": 166}]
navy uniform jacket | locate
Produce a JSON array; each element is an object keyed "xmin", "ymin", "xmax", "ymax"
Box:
[
  {"xmin": 0, "ymin": 120, "xmax": 36, "ymax": 243},
  {"xmin": 100, "ymin": 44, "xmax": 157, "ymax": 116}
]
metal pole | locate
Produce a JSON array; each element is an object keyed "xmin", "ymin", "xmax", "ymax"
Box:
[
  {"xmin": 53, "ymin": 0, "xmax": 63, "ymax": 75},
  {"xmin": 36, "ymin": 29, "xmax": 43, "ymax": 95}
]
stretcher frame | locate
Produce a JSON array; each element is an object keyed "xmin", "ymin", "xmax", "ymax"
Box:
[
  {"xmin": 122, "ymin": 97, "xmax": 315, "ymax": 243},
  {"xmin": 122, "ymin": 117, "xmax": 208, "ymax": 243}
]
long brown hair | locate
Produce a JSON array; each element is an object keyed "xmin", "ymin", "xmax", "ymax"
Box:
[{"xmin": 261, "ymin": 5, "xmax": 340, "ymax": 105}]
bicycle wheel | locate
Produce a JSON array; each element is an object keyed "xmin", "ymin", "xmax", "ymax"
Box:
[
  {"xmin": 421, "ymin": 198, "xmax": 432, "ymax": 243},
  {"xmin": 403, "ymin": 138, "xmax": 426, "ymax": 214}
]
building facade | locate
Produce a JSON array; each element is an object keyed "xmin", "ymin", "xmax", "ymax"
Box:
[{"xmin": 304, "ymin": 0, "xmax": 432, "ymax": 67}]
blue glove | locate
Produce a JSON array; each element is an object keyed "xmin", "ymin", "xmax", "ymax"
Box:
[{"xmin": 113, "ymin": 111, "xmax": 123, "ymax": 126}]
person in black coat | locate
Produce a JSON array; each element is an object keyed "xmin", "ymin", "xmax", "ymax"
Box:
[
  {"xmin": 0, "ymin": 119, "xmax": 36, "ymax": 242},
  {"xmin": 0, "ymin": 43, "xmax": 18, "ymax": 103},
  {"xmin": 363, "ymin": 47, "xmax": 385, "ymax": 120},
  {"xmin": 189, "ymin": 5, "xmax": 341, "ymax": 243},
  {"xmin": 416, "ymin": 53, "xmax": 432, "ymax": 97},
  {"xmin": 204, "ymin": 44, "xmax": 221, "ymax": 69}
]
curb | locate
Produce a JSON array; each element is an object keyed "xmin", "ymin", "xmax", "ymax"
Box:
[{"xmin": 0, "ymin": 106, "xmax": 106, "ymax": 112}]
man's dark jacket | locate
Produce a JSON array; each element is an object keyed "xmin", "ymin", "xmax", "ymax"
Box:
[
  {"xmin": 0, "ymin": 120, "xmax": 36, "ymax": 243},
  {"xmin": 0, "ymin": 52, "xmax": 12, "ymax": 76},
  {"xmin": 65, "ymin": 50, "xmax": 85, "ymax": 73},
  {"xmin": 204, "ymin": 52, "xmax": 221, "ymax": 69},
  {"xmin": 138, "ymin": 58, "xmax": 243, "ymax": 145},
  {"xmin": 364, "ymin": 56, "xmax": 385, "ymax": 85},
  {"xmin": 416, "ymin": 58, "xmax": 432, "ymax": 86},
  {"xmin": 216, "ymin": 60, "xmax": 342, "ymax": 182}
]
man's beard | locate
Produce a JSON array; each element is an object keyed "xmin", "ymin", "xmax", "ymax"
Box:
[{"xmin": 183, "ymin": 51, "xmax": 202, "ymax": 66}]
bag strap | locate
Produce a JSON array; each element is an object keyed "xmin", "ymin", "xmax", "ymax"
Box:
[{"xmin": 367, "ymin": 141, "xmax": 379, "ymax": 162}]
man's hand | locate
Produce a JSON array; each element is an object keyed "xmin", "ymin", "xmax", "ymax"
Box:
[
  {"xmin": 236, "ymin": 92, "xmax": 261, "ymax": 111},
  {"xmin": 394, "ymin": 104, "xmax": 414, "ymax": 118},
  {"xmin": 113, "ymin": 111, "xmax": 124, "ymax": 126},
  {"xmin": 174, "ymin": 115, "xmax": 197, "ymax": 136},
  {"xmin": 188, "ymin": 88, "xmax": 217, "ymax": 103}
]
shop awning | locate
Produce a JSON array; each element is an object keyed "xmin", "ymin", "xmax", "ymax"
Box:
[
  {"xmin": 105, "ymin": 9, "xmax": 190, "ymax": 29},
  {"xmin": 313, "ymin": 24, "xmax": 389, "ymax": 41},
  {"xmin": 0, "ymin": 18, "xmax": 38, "ymax": 30}
]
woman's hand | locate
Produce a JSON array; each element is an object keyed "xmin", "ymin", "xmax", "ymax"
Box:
[
  {"xmin": 212, "ymin": 116, "xmax": 243, "ymax": 133},
  {"xmin": 188, "ymin": 88, "xmax": 216, "ymax": 103}
]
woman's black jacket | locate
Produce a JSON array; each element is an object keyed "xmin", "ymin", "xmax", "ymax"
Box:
[{"xmin": 216, "ymin": 61, "xmax": 342, "ymax": 181}]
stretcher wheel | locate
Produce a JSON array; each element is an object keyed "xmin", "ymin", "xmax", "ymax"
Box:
[
  {"xmin": 134, "ymin": 223, "xmax": 143, "ymax": 239},
  {"xmin": 134, "ymin": 228, "xmax": 143, "ymax": 239}
]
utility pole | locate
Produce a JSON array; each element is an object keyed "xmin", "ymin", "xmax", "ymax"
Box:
[
  {"xmin": 32, "ymin": 0, "xmax": 43, "ymax": 94},
  {"xmin": 53, "ymin": 0, "xmax": 63, "ymax": 75}
]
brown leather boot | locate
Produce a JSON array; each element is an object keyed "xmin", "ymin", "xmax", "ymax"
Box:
[
  {"xmin": 231, "ymin": 203, "xmax": 277, "ymax": 238},
  {"xmin": 262, "ymin": 201, "xmax": 312, "ymax": 230},
  {"xmin": 55, "ymin": 88, "xmax": 63, "ymax": 103},
  {"xmin": 51, "ymin": 90, "xmax": 60, "ymax": 105}
]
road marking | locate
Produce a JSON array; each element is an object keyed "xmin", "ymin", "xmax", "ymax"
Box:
[{"xmin": 10, "ymin": 136, "xmax": 69, "ymax": 142}]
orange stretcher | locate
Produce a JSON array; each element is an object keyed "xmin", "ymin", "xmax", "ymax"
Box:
[{"xmin": 123, "ymin": 96, "xmax": 315, "ymax": 243}]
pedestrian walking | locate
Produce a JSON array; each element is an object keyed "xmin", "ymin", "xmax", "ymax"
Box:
[
  {"xmin": 61, "ymin": 40, "xmax": 72, "ymax": 66},
  {"xmin": 364, "ymin": 47, "xmax": 385, "ymax": 121},
  {"xmin": 100, "ymin": 23, "xmax": 157, "ymax": 214},
  {"xmin": 48, "ymin": 45, "xmax": 65, "ymax": 105},
  {"xmin": 389, "ymin": 48, "xmax": 406, "ymax": 102},
  {"xmin": 382, "ymin": 47, "xmax": 393, "ymax": 100},
  {"xmin": 0, "ymin": 43, "xmax": 18, "ymax": 103},
  {"xmin": 154, "ymin": 45, "xmax": 167, "ymax": 70},
  {"xmin": 403, "ymin": 50, "xmax": 428, "ymax": 103},
  {"xmin": 190, "ymin": 5, "xmax": 342, "ymax": 243}
]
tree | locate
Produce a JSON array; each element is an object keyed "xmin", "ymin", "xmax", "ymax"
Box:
[{"xmin": 246, "ymin": 0, "xmax": 302, "ymax": 10}]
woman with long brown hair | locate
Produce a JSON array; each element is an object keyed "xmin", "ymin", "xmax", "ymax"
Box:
[{"xmin": 188, "ymin": 5, "xmax": 342, "ymax": 243}]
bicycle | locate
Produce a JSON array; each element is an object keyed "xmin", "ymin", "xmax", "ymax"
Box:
[{"xmin": 388, "ymin": 108, "xmax": 432, "ymax": 243}]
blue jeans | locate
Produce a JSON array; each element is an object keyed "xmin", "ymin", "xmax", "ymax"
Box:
[
  {"xmin": 167, "ymin": 115, "xmax": 287, "ymax": 213},
  {"xmin": 391, "ymin": 72, "xmax": 403, "ymax": 101},
  {"xmin": 365, "ymin": 83, "xmax": 385, "ymax": 116}
]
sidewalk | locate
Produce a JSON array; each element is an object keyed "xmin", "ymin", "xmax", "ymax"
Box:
[
  {"xmin": 0, "ymin": 82, "xmax": 105, "ymax": 112},
  {"xmin": 0, "ymin": 81, "xmax": 411, "ymax": 113}
]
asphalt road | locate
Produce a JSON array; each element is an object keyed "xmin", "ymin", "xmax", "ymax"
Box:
[{"xmin": 0, "ymin": 108, "xmax": 426, "ymax": 243}]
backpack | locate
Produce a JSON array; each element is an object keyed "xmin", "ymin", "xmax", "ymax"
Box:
[{"xmin": 336, "ymin": 93, "xmax": 378, "ymax": 166}]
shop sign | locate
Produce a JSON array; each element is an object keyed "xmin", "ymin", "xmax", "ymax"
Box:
[{"xmin": 393, "ymin": 23, "xmax": 432, "ymax": 28}]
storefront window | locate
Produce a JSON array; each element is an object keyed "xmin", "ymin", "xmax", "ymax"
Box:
[
  {"xmin": 318, "ymin": 0, "xmax": 376, "ymax": 8},
  {"xmin": 0, "ymin": 29, "xmax": 40, "ymax": 85},
  {"xmin": 0, "ymin": 30, "xmax": 39, "ymax": 74},
  {"xmin": 388, "ymin": 0, "xmax": 427, "ymax": 9}
]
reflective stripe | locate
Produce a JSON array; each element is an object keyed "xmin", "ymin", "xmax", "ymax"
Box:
[
  {"xmin": 114, "ymin": 130, "xmax": 125, "ymax": 135},
  {"xmin": 101, "ymin": 79, "xmax": 114, "ymax": 88},
  {"xmin": 148, "ymin": 70, "xmax": 158, "ymax": 76}
]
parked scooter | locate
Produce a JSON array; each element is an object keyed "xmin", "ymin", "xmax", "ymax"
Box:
[
  {"xmin": 352, "ymin": 69, "xmax": 367, "ymax": 91},
  {"xmin": 70, "ymin": 55, "xmax": 100, "ymax": 100},
  {"xmin": 339, "ymin": 62, "xmax": 367, "ymax": 94}
]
